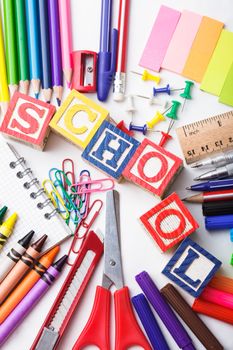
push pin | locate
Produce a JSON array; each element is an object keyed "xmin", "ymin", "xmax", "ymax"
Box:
[
  {"xmin": 166, "ymin": 100, "xmax": 181, "ymax": 120},
  {"xmin": 126, "ymin": 95, "xmax": 136, "ymax": 121},
  {"xmin": 146, "ymin": 104, "xmax": 171, "ymax": 129},
  {"xmin": 137, "ymin": 94, "xmax": 168, "ymax": 109},
  {"xmin": 116, "ymin": 120, "xmax": 134, "ymax": 137},
  {"xmin": 129, "ymin": 122, "xmax": 159, "ymax": 135},
  {"xmin": 158, "ymin": 131, "xmax": 172, "ymax": 147},
  {"xmin": 153, "ymin": 84, "xmax": 184, "ymax": 96},
  {"xmin": 131, "ymin": 70, "xmax": 161, "ymax": 84},
  {"xmin": 180, "ymin": 80, "xmax": 194, "ymax": 111}
]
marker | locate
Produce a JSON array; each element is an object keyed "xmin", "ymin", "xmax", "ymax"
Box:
[
  {"xmin": 0, "ymin": 206, "xmax": 8, "ymax": 225},
  {"xmin": 0, "ymin": 245, "xmax": 59, "ymax": 324},
  {"xmin": 0, "ymin": 12, "xmax": 10, "ymax": 115},
  {"xmin": 0, "ymin": 234, "xmax": 47, "ymax": 304},
  {"xmin": 0, "ymin": 255, "xmax": 67, "ymax": 346},
  {"xmin": 203, "ymin": 200, "xmax": 233, "ymax": 216},
  {"xmin": 186, "ymin": 179, "xmax": 233, "ymax": 192},
  {"xmin": 205, "ymin": 214, "xmax": 233, "ymax": 230},
  {"xmin": 194, "ymin": 163, "xmax": 233, "ymax": 181},
  {"xmin": 0, "ymin": 213, "xmax": 18, "ymax": 251},
  {"xmin": 192, "ymin": 298, "xmax": 233, "ymax": 325},
  {"xmin": 191, "ymin": 149, "xmax": 233, "ymax": 168},
  {"xmin": 0, "ymin": 230, "xmax": 34, "ymax": 283},
  {"xmin": 183, "ymin": 189, "xmax": 233, "ymax": 203}
]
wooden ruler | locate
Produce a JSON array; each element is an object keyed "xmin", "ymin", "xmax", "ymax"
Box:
[{"xmin": 176, "ymin": 111, "xmax": 233, "ymax": 164}]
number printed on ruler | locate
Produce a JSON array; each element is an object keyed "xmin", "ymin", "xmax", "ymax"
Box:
[{"xmin": 176, "ymin": 111, "xmax": 233, "ymax": 164}]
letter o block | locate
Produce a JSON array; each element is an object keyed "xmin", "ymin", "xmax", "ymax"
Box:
[
  {"xmin": 139, "ymin": 192, "xmax": 199, "ymax": 252},
  {"xmin": 49, "ymin": 89, "xmax": 109, "ymax": 149},
  {"xmin": 0, "ymin": 92, "xmax": 55, "ymax": 150},
  {"xmin": 123, "ymin": 138, "xmax": 183, "ymax": 198}
]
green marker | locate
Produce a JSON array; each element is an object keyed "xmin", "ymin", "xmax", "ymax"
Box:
[{"xmin": 0, "ymin": 206, "xmax": 8, "ymax": 225}]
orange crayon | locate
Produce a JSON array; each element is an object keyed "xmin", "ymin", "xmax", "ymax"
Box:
[
  {"xmin": 0, "ymin": 234, "xmax": 47, "ymax": 304},
  {"xmin": 0, "ymin": 245, "xmax": 59, "ymax": 323}
]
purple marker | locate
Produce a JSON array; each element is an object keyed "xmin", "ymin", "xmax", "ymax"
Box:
[
  {"xmin": 0, "ymin": 255, "xmax": 67, "ymax": 346},
  {"xmin": 48, "ymin": 0, "xmax": 63, "ymax": 106},
  {"xmin": 136, "ymin": 271, "xmax": 196, "ymax": 350}
]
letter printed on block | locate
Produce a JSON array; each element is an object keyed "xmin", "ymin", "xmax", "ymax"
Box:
[
  {"xmin": 0, "ymin": 92, "xmax": 55, "ymax": 150},
  {"xmin": 162, "ymin": 237, "xmax": 222, "ymax": 297},
  {"xmin": 139, "ymin": 192, "xmax": 199, "ymax": 252},
  {"xmin": 49, "ymin": 89, "xmax": 109, "ymax": 149},
  {"xmin": 123, "ymin": 138, "xmax": 183, "ymax": 198},
  {"xmin": 82, "ymin": 121, "xmax": 140, "ymax": 180}
]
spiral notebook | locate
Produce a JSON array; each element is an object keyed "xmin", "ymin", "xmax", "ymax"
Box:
[{"xmin": 0, "ymin": 139, "xmax": 72, "ymax": 255}]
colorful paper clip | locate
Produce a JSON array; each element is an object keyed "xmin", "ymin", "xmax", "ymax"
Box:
[{"xmin": 71, "ymin": 178, "xmax": 114, "ymax": 195}]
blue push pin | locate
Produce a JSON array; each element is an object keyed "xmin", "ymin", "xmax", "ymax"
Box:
[
  {"xmin": 153, "ymin": 84, "xmax": 184, "ymax": 96},
  {"xmin": 129, "ymin": 122, "xmax": 147, "ymax": 135}
]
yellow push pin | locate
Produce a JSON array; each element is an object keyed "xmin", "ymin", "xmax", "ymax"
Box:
[
  {"xmin": 146, "ymin": 111, "xmax": 165, "ymax": 129},
  {"xmin": 131, "ymin": 70, "xmax": 161, "ymax": 84}
]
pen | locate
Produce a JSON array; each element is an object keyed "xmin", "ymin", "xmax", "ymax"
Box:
[
  {"xmin": 183, "ymin": 189, "xmax": 233, "ymax": 203},
  {"xmin": 191, "ymin": 149, "xmax": 233, "ymax": 168},
  {"xmin": 186, "ymin": 179, "xmax": 233, "ymax": 192},
  {"xmin": 194, "ymin": 163, "xmax": 233, "ymax": 181},
  {"xmin": 97, "ymin": 0, "xmax": 118, "ymax": 101}
]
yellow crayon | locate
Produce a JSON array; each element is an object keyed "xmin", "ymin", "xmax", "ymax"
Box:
[
  {"xmin": 0, "ymin": 11, "xmax": 10, "ymax": 116},
  {"xmin": 0, "ymin": 213, "xmax": 18, "ymax": 250}
]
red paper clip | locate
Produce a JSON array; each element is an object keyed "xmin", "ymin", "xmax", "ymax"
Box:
[{"xmin": 71, "ymin": 50, "xmax": 97, "ymax": 93}]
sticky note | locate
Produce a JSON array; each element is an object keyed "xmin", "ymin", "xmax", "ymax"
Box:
[
  {"xmin": 219, "ymin": 62, "xmax": 233, "ymax": 106},
  {"xmin": 182, "ymin": 17, "xmax": 224, "ymax": 82},
  {"xmin": 139, "ymin": 6, "xmax": 181, "ymax": 72},
  {"xmin": 162, "ymin": 10, "xmax": 202, "ymax": 74},
  {"xmin": 200, "ymin": 30, "xmax": 233, "ymax": 96}
]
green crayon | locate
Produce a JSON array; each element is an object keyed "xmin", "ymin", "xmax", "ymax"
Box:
[{"xmin": 0, "ymin": 206, "xmax": 8, "ymax": 225}]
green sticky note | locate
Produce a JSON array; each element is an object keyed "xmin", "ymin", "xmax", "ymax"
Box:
[
  {"xmin": 219, "ymin": 62, "xmax": 233, "ymax": 106},
  {"xmin": 200, "ymin": 30, "xmax": 233, "ymax": 96}
]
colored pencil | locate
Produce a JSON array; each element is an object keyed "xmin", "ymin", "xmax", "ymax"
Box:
[
  {"xmin": 58, "ymin": 0, "xmax": 73, "ymax": 86},
  {"xmin": 48, "ymin": 0, "xmax": 63, "ymax": 106},
  {"xmin": 25, "ymin": 0, "xmax": 42, "ymax": 98},
  {"xmin": 38, "ymin": 0, "xmax": 53, "ymax": 103},
  {"xmin": 15, "ymin": 0, "xmax": 30, "ymax": 95},
  {"xmin": 0, "ymin": 11, "xmax": 10, "ymax": 115},
  {"xmin": 183, "ymin": 189, "xmax": 233, "ymax": 203},
  {"xmin": 3, "ymin": 0, "xmax": 19, "ymax": 96}
]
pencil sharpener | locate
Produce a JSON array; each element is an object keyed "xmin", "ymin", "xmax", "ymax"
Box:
[{"xmin": 71, "ymin": 50, "xmax": 97, "ymax": 93}]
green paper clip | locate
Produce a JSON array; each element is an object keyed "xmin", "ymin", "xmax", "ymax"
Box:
[{"xmin": 166, "ymin": 100, "xmax": 181, "ymax": 120}]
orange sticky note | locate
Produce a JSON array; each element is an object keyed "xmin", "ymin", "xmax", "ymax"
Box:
[{"xmin": 182, "ymin": 17, "xmax": 224, "ymax": 82}]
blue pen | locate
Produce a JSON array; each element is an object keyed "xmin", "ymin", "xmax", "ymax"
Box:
[
  {"xmin": 205, "ymin": 214, "xmax": 233, "ymax": 230},
  {"xmin": 97, "ymin": 0, "xmax": 118, "ymax": 102},
  {"xmin": 25, "ymin": 0, "xmax": 42, "ymax": 98},
  {"xmin": 132, "ymin": 293, "xmax": 170, "ymax": 350},
  {"xmin": 186, "ymin": 179, "xmax": 233, "ymax": 192}
]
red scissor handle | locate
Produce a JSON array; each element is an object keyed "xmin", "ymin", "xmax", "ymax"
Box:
[
  {"xmin": 72, "ymin": 286, "xmax": 111, "ymax": 350},
  {"xmin": 115, "ymin": 286, "xmax": 152, "ymax": 350}
]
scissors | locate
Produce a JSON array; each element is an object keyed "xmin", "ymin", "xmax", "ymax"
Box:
[{"xmin": 72, "ymin": 190, "xmax": 151, "ymax": 350}]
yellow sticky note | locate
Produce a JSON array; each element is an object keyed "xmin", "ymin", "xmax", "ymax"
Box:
[
  {"xmin": 219, "ymin": 62, "xmax": 233, "ymax": 106},
  {"xmin": 200, "ymin": 30, "xmax": 233, "ymax": 96},
  {"xmin": 50, "ymin": 90, "xmax": 109, "ymax": 149}
]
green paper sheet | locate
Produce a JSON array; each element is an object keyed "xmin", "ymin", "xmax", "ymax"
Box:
[
  {"xmin": 219, "ymin": 62, "xmax": 233, "ymax": 106},
  {"xmin": 200, "ymin": 30, "xmax": 233, "ymax": 96}
]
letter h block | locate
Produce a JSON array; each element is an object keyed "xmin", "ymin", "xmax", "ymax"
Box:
[
  {"xmin": 0, "ymin": 92, "xmax": 56, "ymax": 150},
  {"xmin": 123, "ymin": 138, "xmax": 183, "ymax": 198},
  {"xmin": 139, "ymin": 193, "xmax": 199, "ymax": 252},
  {"xmin": 162, "ymin": 237, "xmax": 222, "ymax": 297},
  {"xmin": 82, "ymin": 121, "xmax": 140, "ymax": 181}
]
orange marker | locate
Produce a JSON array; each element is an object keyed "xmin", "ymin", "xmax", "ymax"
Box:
[
  {"xmin": 0, "ymin": 245, "xmax": 59, "ymax": 323},
  {"xmin": 192, "ymin": 298, "xmax": 233, "ymax": 325},
  {"xmin": 208, "ymin": 274, "xmax": 233, "ymax": 294},
  {"xmin": 0, "ymin": 234, "xmax": 47, "ymax": 304}
]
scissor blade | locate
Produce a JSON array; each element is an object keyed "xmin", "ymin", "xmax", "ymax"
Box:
[{"xmin": 103, "ymin": 190, "xmax": 124, "ymax": 290}]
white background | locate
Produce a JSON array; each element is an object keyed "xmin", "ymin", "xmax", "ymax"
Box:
[{"xmin": 1, "ymin": 0, "xmax": 233, "ymax": 349}]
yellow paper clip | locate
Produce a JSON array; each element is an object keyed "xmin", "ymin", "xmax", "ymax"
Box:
[{"xmin": 42, "ymin": 179, "xmax": 69, "ymax": 220}]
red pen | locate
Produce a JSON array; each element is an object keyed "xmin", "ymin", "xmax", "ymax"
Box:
[
  {"xmin": 113, "ymin": 0, "xmax": 130, "ymax": 101},
  {"xmin": 183, "ymin": 189, "xmax": 233, "ymax": 203}
]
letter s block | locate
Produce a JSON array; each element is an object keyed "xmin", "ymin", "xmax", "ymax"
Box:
[
  {"xmin": 123, "ymin": 138, "xmax": 183, "ymax": 198},
  {"xmin": 0, "ymin": 92, "xmax": 55, "ymax": 150},
  {"xmin": 139, "ymin": 192, "xmax": 199, "ymax": 252},
  {"xmin": 162, "ymin": 237, "xmax": 222, "ymax": 297},
  {"xmin": 49, "ymin": 89, "xmax": 108, "ymax": 149}
]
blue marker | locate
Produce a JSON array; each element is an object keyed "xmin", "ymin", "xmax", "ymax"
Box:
[
  {"xmin": 205, "ymin": 214, "xmax": 233, "ymax": 230},
  {"xmin": 186, "ymin": 179, "xmax": 233, "ymax": 192},
  {"xmin": 97, "ymin": 0, "xmax": 118, "ymax": 102}
]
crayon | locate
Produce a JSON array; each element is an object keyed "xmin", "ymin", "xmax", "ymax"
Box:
[
  {"xmin": 0, "ymin": 234, "xmax": 47, "ymax": 304},
  {"xmin": 0, "ymin": 230, "xmax": 34, "ymax": 283},
  {"xmin": 0, "ymin": 213, "xmax": 18, "ymax": 251},
  {"xmin": 0, "ymin": 245, "xmax": 59, "ymax": 323},
  {"xmin": 0, "ymin": 12, "xmax": 10, "ymax": 115},
  {"xmin": 0, "ymin": 206, "xmax": 8, "ymax": 225},
  {"xmin": 192, "ymin": 298, "xmax": 233, "ymax": 325},
  {"xmin": 0, "ymin": 255, "xmax": 67, "ymax": 346}
]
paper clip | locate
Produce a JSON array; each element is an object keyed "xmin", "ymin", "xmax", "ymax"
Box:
[
  {"xmin": 67, "ymin": 199, "xmax": 103, "ymax": 265},
  {"xmin": 48, "ymin": 167, "xmax": 62, "ymax": 187},
  {"xmin": 62, "ymin": 159, "xmax": 75, "ymax": 190},
  {"xmin": 71, "ymin": 178, "xmax": 114, "ymax": 195},
  {"xmin": 77, "ymin": 170, "xmax": 91, "ymax": 216}
]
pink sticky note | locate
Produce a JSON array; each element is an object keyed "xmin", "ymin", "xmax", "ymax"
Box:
[
  {"xmin": 162, "ymin": 10, "xmax": 202, "ymax": 73},
  {"xmin": 139, "ymin": 6, "xmax": 181, "ymax": 72}
]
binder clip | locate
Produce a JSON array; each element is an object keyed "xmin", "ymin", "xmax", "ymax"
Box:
[{"xmin": 71, "ymin": 50, "xmax": 97, "ymax": 93}]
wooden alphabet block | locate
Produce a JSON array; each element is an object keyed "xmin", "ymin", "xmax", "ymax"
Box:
[
  {"xmin": 123, "ymin": 138, "xmax": 183, "ymax": 198},
  {"xmin": 162, "ymin": 237, "xmax": 222, "ymax": 297},
  {"xmin": 140, "ymin": 192, "xmax": 199, "ymax": 252},
  {"xmin": 49, "ymin": 89, "xmax": 108, "ymax": 149},
  {"xmin": 0, "ymin": 92, "xmax": 55, "ymax": 150},
  {"xmin": 82, "ymin": 120, "xmax": 140, "ymax": 180}
]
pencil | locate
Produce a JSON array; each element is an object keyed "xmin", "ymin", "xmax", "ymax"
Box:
[
  {"xmin": 25, "ymin": 0, "xmax": 42, "ymax": 98},
  {"xmin": 3, "ymin": 0, "xmax": 19, "ymax": 97},
  {"xmin": 0, "ymin": 11, "xmax": 10, "ymax": 115},
  {"xmin": 48, "ymin": 0, "xmax": 63, "ymax": 106},
  {"xmin": 15, "ymin": 0, "xmax": 30, "ymax": 95},
  {"xmin": 183, "ymin": 189, "xmax": 233, "ymax": 203},
  {"xmin": 58, "ymin": 0, "xmax": 73, "ymax": 86}
]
